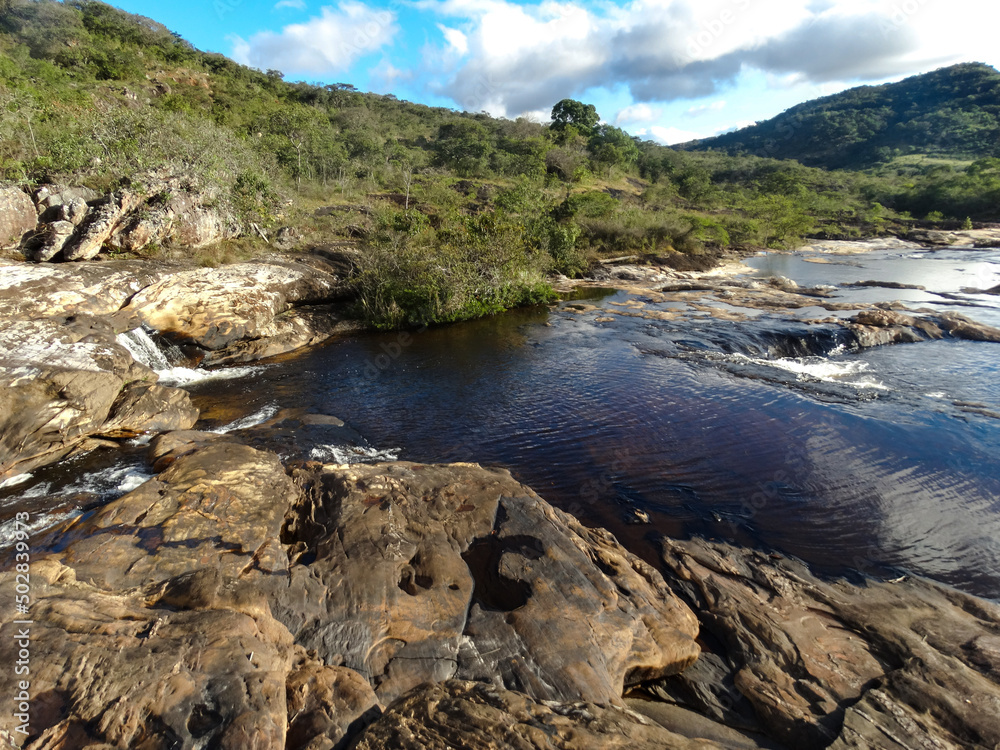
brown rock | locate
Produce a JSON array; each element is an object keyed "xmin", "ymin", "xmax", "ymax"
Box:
[
  {"xmin": 660, "ymin": 537, "xmax": 1000, "ymax": 749},
  {"xmin": 281, "ymin": 462, "xmax": 699, "ymax": 706},
  {"xmin": 350, "ymin": 680, "xmax": 728, "ymax": 749},
  {"xmin": 286, "ymin": 653, "xmax": 382, "ymax": 749},
  {"xmin": 0, "ymin": 316, "xmax": 157, "ymax": 478},
  {"xmin": 935, "ymin": 312, "xmax": 1000, "ymax": 343},
  {"xmin": 63, "ymin": 192, "xmax": 140, "ymax": 261},
  {"xmin": 126, "ymin": 260, "xmax": 350, "ymax": 351},
  {"xmin": 0, "ymin": 259, "xmax": 185, "ymax": 320},
  {"xmin": 100, "ymin": 381, "xmax": 199, "ymax": 438},
  {"xmin": 0, "ymin": 185, "xmax": 37, "ymax": 249}
]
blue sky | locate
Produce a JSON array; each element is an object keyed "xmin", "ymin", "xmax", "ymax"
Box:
[{"xmin": 111, "ymin": 0, "xmax": 999, "ymax": 144}]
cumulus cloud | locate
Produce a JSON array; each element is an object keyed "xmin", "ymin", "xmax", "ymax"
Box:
[
  {"xmin": 615, "ymin": 103, "xmax": 662, "ymax": 124},
  {"xmin": 232, "ymin": 2, "xmax": 397, "ymax": 75},
  {"xmin": 420, "ymin": 0, "xmax": 970, "ymax": 117}
]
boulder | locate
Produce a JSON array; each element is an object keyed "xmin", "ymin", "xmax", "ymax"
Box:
[
  {"xmin": 63, "ymin": 192, "xmax": 141, "ymax": 261},
  {"xmin": 659, "ymin": 537, "xmax": 1000, "ymax": 749},
  {"xmin": 28, "ymin": 220, "xmax": 76, "ymax": 262},
  {"xmin": 281, "ymin": 462, "xmax": 699, "ymax": 706},
  {"xmin": 350, "ymin": 680, "xmax": 729, "ymax": 750},
  {"xmin": 848, "ymin": 308, "xmax": 943, "ymax": 347},
  {"xmin": 0, "ymin": 185, "xmax": 36, "ymax": 249},
  {"xmin": 126, "ymin": 259, "xmax": 352, "ymax": 351}
]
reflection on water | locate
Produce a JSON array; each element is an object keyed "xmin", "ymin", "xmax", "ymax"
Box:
[
  {"xmin": 7, "ymin": 244, "xmax": 1000, "ymax": 598},
  {"xmin": 184, "ymin": 259, "xmax": 1000, "ymax": 596}
]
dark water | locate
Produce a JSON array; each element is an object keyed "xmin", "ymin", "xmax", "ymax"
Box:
[{"xmin": 5, "ymin": 243, "xmax": 1000, "ymax": 598}]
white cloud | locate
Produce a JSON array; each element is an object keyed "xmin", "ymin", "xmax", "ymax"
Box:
[
  {"xmin": 615, "ymin": 103, "xmax": 662, "ymax": 124},
  {"xmin": 636, "ymin": 125, "xmax": 707, "ymax": 145},
  {"xmin": 232, "ymin": 3, "xmax": 397, "ymax": 75},
  {"xmin": 685, "ymin": 100, "xmax": 726, "ymax": 117},
  {"xmin": 274, "ymin": 0, "xmax": 307, "ymax": 9},
  {"xmin": 417, "ymin": 0, "xmax": 996, "ymax": 118},
  {"xmin": 437, "ymin": 24, "xmax": 469, "ymax": 56}
]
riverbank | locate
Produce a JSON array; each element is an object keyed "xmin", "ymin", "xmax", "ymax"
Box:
[{"xmin": 4, "ymin": 236, "xmax": 1000, "ymax": 747}]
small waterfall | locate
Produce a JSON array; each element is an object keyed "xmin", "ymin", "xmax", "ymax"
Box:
[
  {"xmin": 117, "ymin": 327, "xmax": 175, "ymax": 371},
  {"xmin": 116, "ymin": 327, "xmax": 264, "ymax": 386}
]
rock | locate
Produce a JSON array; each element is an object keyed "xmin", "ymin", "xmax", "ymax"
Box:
[
  {"xmin": 935, "ymin": 312, "xmax": 1000, "ymax": 343},
  {"xmin": 848, "ymin": 308, "xmax": 943, "ymax": 347},
  {"xmin": 0, "ymin": 185, "xmax": 37, "ymax": 249},
  {"xmin": 0, "ymin": 315, "xmax": 195, "ymax": 479},
  {"xmin": 63, "ymin": 192, "xmax": 140, "ymax": 261},
  {"xmin": 286, "ymin": 653, "xmax": 382, "ymax": 750},
  {"xmin": 58, "ymin": 196, "xmax": 91, "ymax": 226},
  {"xmin": 350, "ymin": 680, "xmax": 728, "ymax": 749},
  {"xmin": 660, "ymin": 537, "xmax": 1000, "ymax": 749},
  {"xmin": 126, "ymin": 260, "xmax": 351, "ymax": 351},
  {"xmin": 0, "ymin": 259, "xmax": 184, "ymax": 319},
  {"xmin": 0, "ymin": 561, "xmax": 294, "ymax": 749},
  {"xmin": 29, "ymin": 220, "xmax": 76, "ymax": 262},
  {"xmin": 203, "ymin": 304, "xmax": 363, "ymax": 365},
  {"xmin": 281, "ymin": 462, "xmax": 699, "ymax": 706},
  {"xmin": 100, "ymin": 381, "xmax": 199, "ymax": 437},
  {"xmin": 274, "ymin": 226, "xmax": 301, "ymax": 251},
  {"xmin": 34, "ymin": 184, "xmax": 100, "ymax": 218}
]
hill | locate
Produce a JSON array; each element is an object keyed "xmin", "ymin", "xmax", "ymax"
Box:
[
  {"xmin": 1, "ymin": 1, "xmax": 999, "ymax": 327},
  {"xmin": 682, "ymin": 63, "xmax": 1000, "ymax": 169}
]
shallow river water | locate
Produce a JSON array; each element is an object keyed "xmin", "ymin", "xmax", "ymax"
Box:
[{"xmin": 5, "ymin": 242, "xmax": 1000, "ymax": 598}]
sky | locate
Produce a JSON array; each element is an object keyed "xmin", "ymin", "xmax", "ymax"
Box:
[{"xmin": 110, "ymin": 0, "xmax": 999, "ymax": 144}]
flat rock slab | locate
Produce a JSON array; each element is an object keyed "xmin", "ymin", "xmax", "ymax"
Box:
[
  {"xmin": 126, "ymin": 260, "xmax": 350, "ymax": 350},
  {"xmin": 0, "ymin": 259, "xmax": 185, "ymax": 319},
  {"xmin": 0, "ymin": 447, "xmax": 703, "ymax": 747},
  {"xmin": 659, "ymin": 537, "xmax": 1000, "ymax": 749}
]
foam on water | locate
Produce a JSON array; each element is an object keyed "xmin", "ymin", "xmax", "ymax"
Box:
[
  {"xmin": 309, "ymin": 444, "xmax": 401, "ymax": 464},
  {"xmin": 0, "ymin": 510, "xmax": 81, "ymax": 549},
  {"xmin": 0, "ymin": 474, "xmax": 32, "ymax": 490},
  {"xmin": 209, "ymin": 404, "xmax": 280, "ymax": 433},
  {"xmin": 13, "ymin": 463, "xmax": 153, "ymax": 501},
  {"xmin": 116, "ymin": 328, "xmax": 265, "ymax": 386},
  {"xmin": 727, "ymin": 353, "xmax": 889, "ymax": 390}
]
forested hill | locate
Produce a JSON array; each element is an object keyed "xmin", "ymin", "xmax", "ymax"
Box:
[{"xmin": 682, "ymin": 63, "xmax": 1000, "ymax": 169}]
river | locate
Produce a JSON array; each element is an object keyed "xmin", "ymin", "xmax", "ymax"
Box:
[{"xmin": 4, "ymin": 241, "xmax": 1000, "ymax": 598}]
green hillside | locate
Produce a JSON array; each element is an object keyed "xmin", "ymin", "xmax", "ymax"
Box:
[
  {"xmin": 2, "ymin": 1, "xmax": 999, "ymax": 327},
  {"xmin": 683, "ymin": 63, "xmax": 1000, "ymax": 169}
]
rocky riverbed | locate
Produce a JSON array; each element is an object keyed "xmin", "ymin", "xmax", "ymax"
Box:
[{"xmin": 4, "ymin": 204, "xmax": 1000, "ymax": 748}]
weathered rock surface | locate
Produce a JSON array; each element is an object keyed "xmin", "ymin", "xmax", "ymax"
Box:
[
  {"xmin": 0, "ymin": 448, "xmax": 703, "ymax": 747},
  {"xmin": 351, "ymin": 680, "xmax": 729, "ymax": 749},
  {"xmin": 0, "ymin": 316, "xmax": 196, "ymax": 479},
  {"xmin": 849, "ymin": 307, "xmax": 1000, "ymax": 346},
  {"xmin": 0, "ymin": 186, "xmax": 36, "ymax": 249},
  {"xmin": 62, "ymin": 191, "xmax": 142, "ymax": 261},
  {"xmin": 0, "ymin": 259, "xmax": 185, "ymax": 319},
  {"xmin": 281, "ymin": 461, "xmax": 699, "ymax": 706},
  {"xmin": 658, "ymin": 537, "xmax": 1000, "ymax": 749},
  {"xmin": 126, "ymin": 258, "xmax": 353, "ymax": 350}
]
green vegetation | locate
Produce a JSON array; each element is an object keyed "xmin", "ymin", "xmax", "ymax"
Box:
[
  {"xmin": 1, "ymin": 1, "xmax": 998, "ymax": 328},
  {"xmin": 684, "ymin": 63, "xmax": 1000, "ymax": 170}
]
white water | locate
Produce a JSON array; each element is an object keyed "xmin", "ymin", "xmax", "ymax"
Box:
[
  {"xmin": 9, "ymin": 463, "xmax": 154, "ymax": 503},
  {"xmin": 308, "ymin": 444, "xmax": 401, "ymax": 464},
  {"xmin": 0, "ymin": 510, "xmax": 81, "ymax": 549},
  {"xmin": 116, "ymin": 328, "xmax": 265, "ymax": 386},
  {"xmin": 0, "ymin": 474, "xmax": 32, "ymax": 490},
  {"xmin": 209, "ymin": 404, "xmax": 280, "ymax": 433},
  {"xmin": 725, "ymin": 352, "xmax": 890, "ymax": 390}
]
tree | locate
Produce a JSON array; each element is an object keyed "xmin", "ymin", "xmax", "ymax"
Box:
[
  {"xmin": 588, "ymin": 124, "xmax": 638, "ymax": 175},
  {"xmin": 550, "ymin": 99, "xmax": 599, "ymax": 137}
]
